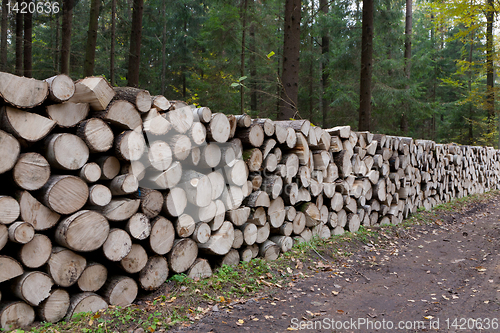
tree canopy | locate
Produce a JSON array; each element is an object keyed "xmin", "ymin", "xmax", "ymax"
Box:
[{"xmin": 0, "ymin": 0, "xmax": 498, "ymax": 146}]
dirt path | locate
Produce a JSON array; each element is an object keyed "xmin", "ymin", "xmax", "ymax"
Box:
[{"xmin": 174, "ymin": 197, "xmax": 500, "ymax": 332}]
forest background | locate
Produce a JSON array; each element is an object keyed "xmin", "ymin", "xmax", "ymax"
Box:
[{"xmin": 0, "ymin": 0, "xmax": 498, "ymax": 147}]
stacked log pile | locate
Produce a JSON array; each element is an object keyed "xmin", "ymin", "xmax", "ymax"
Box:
[{"xmin": 0, "ymin": 71, "xmax": 499, "ymax": 330}]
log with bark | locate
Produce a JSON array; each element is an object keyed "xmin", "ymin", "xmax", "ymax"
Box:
[
  {"xmin": 44, "ymin": 74, "xmax": 75, "ymax": 103},
  {"xmin": 46, "ymin": 102, "xmax": 89, "ymax": 128},
  {"xmin": 37, "ymin": 289, "xmax": 70, "ymax": 323},
  {"xmin": 1, "ymin": 106, "xmax": 56, "ymax": 143},
  {"xmin": 113, "ymin": 87, "xmax": 151, "ymax": 113},
  {"xmin": 77, "ymin": 118, "xmax": 114, "ymax": 153},
  {"xmin": 77, "ymin": 262, "xmax": 107, "ymax": 292},
  {"xmin": 0, "ymin": 71, "xmax": 48, "ymax": 108}
]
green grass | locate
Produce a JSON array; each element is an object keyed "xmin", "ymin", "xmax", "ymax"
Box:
[{"xmin": 22, "ymin": 190, "xmax": 499, "ymax": 333}]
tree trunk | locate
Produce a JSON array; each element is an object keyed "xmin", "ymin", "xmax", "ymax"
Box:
[
  {"xmin": 404, "ymin": 0, "xmax": 412, "ymax": 79},
  {"xmin": 240, "ymin": 0, "xmax": 248, "ymax": 115},
  {"xmin": 110, "ymin": 0, "xmax": 116, "ymax": 85},
  {"xmin": 61, "ymin": 0, "xmax": 74, "ymax": 75},
  {"xmin": 468, "ymin": 33, "xmax": 474, "ymax": 144},
  {"xmin": 278, "ymin": 0, "xmax": 301, "ymax": 120},
  {"xmin": 54, "ymin": 15, "xmax": 60, "ymax": 72},
  {"xmin": 127, "ymin": 0, "xmax": 144, "ymax": 87},
  {"xmin": 160, "ymin": 0, "xmax": 166, "ymax": 94},
  {"xmin": 83, "ymin": 0, "xmax": 101, "ymax": 76},
  {"xmin": 23, "ymin": 12, "xmax": 32, "ymax": 77},
  {"xmin": 400, "ymin": 0, "xmax": 412, "ymax": 134},
  {"xmin": 15, "ymin": 0, "xmax": 23, "ymax": 76},
  {"xmin": 320, "ymin": 0, "xmax": 329, "ymax": 128},
  {"xmin": 0, "ymin": 0, "xmax": 7, "ymax": 71},
  {"xmin": 249, "ymin": 9, "xmax": 257, "ymax": 117},
  {"xmin": 485, "ymin": 0, "xmax": 495, "ymax": 145},
  {"xmin": 358, "ymin": 0, "xmax": 374, "ymax": 131}
]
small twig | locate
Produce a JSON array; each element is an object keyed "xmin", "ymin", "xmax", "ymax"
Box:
[
  {"xmin": 353, "ymin": 268, "xmax": 371, "ymax": 282},
  {"xmin": 310, "ymin": 244, "xmax": 330, "ymax": 263}
]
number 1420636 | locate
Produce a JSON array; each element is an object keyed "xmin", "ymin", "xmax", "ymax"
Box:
[{"xmin": 7, "ymin": 1, "xmax": 59, "ymax": 14}]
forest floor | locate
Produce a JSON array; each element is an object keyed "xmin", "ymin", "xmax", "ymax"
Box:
[
  {"xmin": 171, "ymin": 191, "xmax": 500, "ymax": 333},
  {"xmin": 28, "ymin": 191, "xmax": 500, "ymax": 333}
]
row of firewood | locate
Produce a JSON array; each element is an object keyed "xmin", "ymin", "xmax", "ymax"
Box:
[{"xmin": 0, "ymin": 71, "xmax": 499, "ymax": 330}]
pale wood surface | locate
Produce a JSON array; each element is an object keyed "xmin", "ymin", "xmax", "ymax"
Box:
[{"xmin": 0, "ymin": 71, "xmax": 48, "ymax": 108}]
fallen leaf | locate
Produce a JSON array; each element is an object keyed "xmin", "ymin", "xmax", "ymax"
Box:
[
  {"xmin": 167, "ymin": 296, "xmax": 176, "ymax": 303},
  {"xmin": 237, "ymin": 319, "xmax": 244, "ymax": 324},
  {"xmin": 287, "ymin": 267, "xmax": 293, "ymax": 274}
]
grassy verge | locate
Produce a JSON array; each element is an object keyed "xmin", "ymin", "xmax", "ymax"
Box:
[{"xmin": 19, "ymin": 190, "xmax": 499, "ymax": 333}]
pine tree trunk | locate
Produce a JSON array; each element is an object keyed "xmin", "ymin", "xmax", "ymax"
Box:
[
  {"xmin": 54, "ymin": 15, "xmax": 59, "ymax": 72},
  {"xmin": 160, "ymin": 0, "xmax": 166, "ymax": 95},
  {"xmin": 127, "ymin": 0, "xmax": 143, "ymax": 87},
  {"xmin": 404, "ymin": 0, "xmax": 412, "ymax": 79},
  {"xmin": 0, "ymin": 0, "xmax": 8, "ymax": 71},
  {"xmin": 23, "ymin": 12, "xmax": 32, "ymax": 77},
  {"xmin": 468, "ymin": 34, "xmax": 474, "ymax": 144},
  {"xmin": 240, "ymin": 0, "xmax": 248, "ymax": 115},
  {"xmin": 110, "ymin": 0, "xmax": 116, "ymax": 85},
  {"xmin": 358, "ymin": 0, "xmax": 373, "ymax": 131},
  {"xmin": 278, "ymin": 0, "xmax": 301, "ymax": 120},
  {"xmin": 15, "ymin": 0, "xmax": 23, "ymax": 76},
  {"xmin": 485, "ymin": 0, "xmax": 495, "ymax": 145},
  {"xmin": 83, "ymin": 0, "xmax": 101, "ymax": 76},
  {"xmin": 61, "ymin": 0, "xmax": 74, "ymax": 75},
  {"xmin": 249, "ymin": 9, "xmax": 257, "ymax": 117},
  {"xmin": 401, "ymin": 0, "xmax": 412, "ymax": 134},
  {"xmin": 320, "ymin": 0, "xmax": 329, "ymax": 128}
]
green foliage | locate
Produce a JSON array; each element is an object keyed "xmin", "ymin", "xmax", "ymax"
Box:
[{"xmin": 0, "ymin": 0, "xmax": 498, "ymax": 143}]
